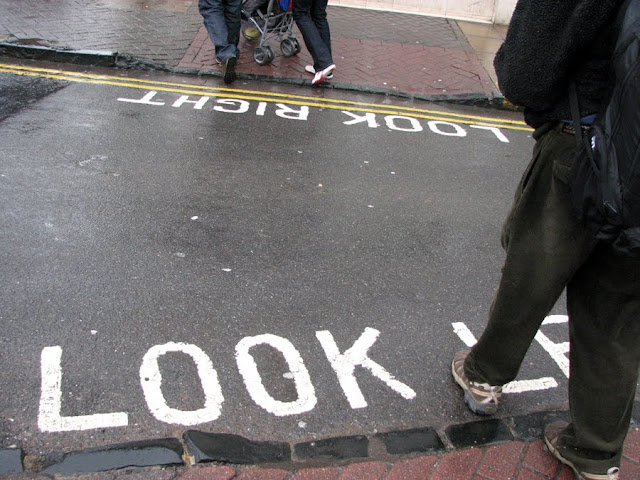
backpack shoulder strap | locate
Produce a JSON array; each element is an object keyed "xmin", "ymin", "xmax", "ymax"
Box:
[{"xmin": 569, "ymin": 83, "xmax": 585, "ymax": 147}]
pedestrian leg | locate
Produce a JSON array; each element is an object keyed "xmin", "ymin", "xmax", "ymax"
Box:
[
  {"xmin": 310, "ymin": 0, "xmax": 331, "ymax": 58},
  {"xmin": 199, "ymin": 0, "xmax": 236, "ymax": 62},
  {"xmin": 464, "ymin": 128, "xmax": 597, "ymax": 386},
  {"xmin": 293, "ymin": 0, "xmax": 333, "ymax": 72},
  {"xmin": 224, "ymin": 0, "xmax": 242, "ymax": 55},
  {"xmin": 554, "ymin": 244, "xmax": 640, "ymax": 473}
]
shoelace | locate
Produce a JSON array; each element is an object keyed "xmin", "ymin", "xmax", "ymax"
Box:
[{"xmin": 470, "ymin": 381, "xmax": 501, "ymax": 403}]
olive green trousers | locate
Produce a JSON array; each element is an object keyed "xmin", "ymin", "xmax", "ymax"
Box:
[{"xmin": 464, "ymin": 126, "xmax": 640, "ymax": 473}]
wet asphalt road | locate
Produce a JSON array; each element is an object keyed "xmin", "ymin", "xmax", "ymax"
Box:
[{"xmin": 0, "ymin": 64, "xmax": 576, "ymax": 456}]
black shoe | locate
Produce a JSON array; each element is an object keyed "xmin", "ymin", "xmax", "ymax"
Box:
[{"xmin": 223, "ymin": 56, "xmax": 237, "ymax": 84}]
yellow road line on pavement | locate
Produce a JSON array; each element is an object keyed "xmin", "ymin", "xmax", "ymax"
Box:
[
  {"xmin": 0, "ymin": 63, "xmax": 532, "ymax": 131},
  {"xmin": 2, "ymin": 63, "xmax": 527, "ymax": 126}
]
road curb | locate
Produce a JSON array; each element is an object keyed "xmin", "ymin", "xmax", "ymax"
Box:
[
  {"xmin": 0, "ymin": 43, "xmax": 173, "ymax": 72},
  {"xmin": 0, "ymin": 43, "xmax": 516, "ymax": 111},
  {"xmin": 0, "ymin": 43, "xmax": 118, "ymax": 68},
  {"xmin": 1, "ymin": 407, "xmax": 627, "ymax": 476},
  {"xmin": 2, "ymin": 404, "xmax": 639, "ymax": 476},
  {"xmin": 184, "ymin": 432, "xmax": 291, "ymax": 465},
  {"xmin": 0, "ymin": 448, "xmax": 23, "ymax": 475},
  {"xmin": 39, "ymin": 438, "xmax": 184, "ymax": 475}
]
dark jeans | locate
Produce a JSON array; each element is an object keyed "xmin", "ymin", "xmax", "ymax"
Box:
[
  {"xmin": 292, "ymin": 0, "xmax": 333, "ymax": 71},
  {"xmin": 199, "ymin": 0, "xmax": 242, "ymax": 62},
  {"xmin": 465, "ymin": 126, "xmax": 640, "ymax": 473}
]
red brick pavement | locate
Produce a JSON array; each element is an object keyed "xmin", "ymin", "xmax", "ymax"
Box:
[
  {"xmin": 174, "ymin": 430, "xmax": 640, "ymax": 480},
  {"xmin": 177, "ymin": 24, "xmax": 496, "ymax": 99}
]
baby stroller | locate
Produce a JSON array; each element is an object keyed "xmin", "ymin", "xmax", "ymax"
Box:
[{"xmin": 242, "ymin": 0, "xmax": 301, "ymax": 65}]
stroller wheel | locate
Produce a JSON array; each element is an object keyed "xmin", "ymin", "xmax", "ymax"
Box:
[
  {"xmin": 280, "ymin": 38, "xmax": 299, "ymax": 57},
  {"xmin": 291, "ymin": 38, "xmax": 301, "ymax": 54},
  {"xmin": 253, "ymin": 45, "xmax": 274, "ymax": 65}
]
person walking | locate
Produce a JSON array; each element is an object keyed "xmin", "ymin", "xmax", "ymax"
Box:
[
  {"xmin": 451, "ymin": 1, "xmax": 639, "ymax": 479},
  {"xmin": 292, "ymin": 0, "xmax": 335, "ymax": 85},
  {"xmin": 199, "ymin": 0, "xmax": 242, "ymax": 84}
]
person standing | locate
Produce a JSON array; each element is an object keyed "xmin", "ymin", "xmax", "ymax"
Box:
[
  {"xmin": 293, "ymin": 0, "xmax": 335, "ymax": 85},
  {"xmin": 451, "ymin": 1, "xmax": 638, "ymax": 479},
  {"xmin": 199, "ymin": 0, "xmax": 242, "ymax": 84}
]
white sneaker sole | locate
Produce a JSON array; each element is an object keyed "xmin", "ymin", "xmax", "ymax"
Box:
[{"xmin": 305, "ymin": 64, "xmax": 333, "ymax": 79}]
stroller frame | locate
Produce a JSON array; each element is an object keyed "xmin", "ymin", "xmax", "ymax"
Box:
[{"xmin": 244, "ymin": 0, "xmax": 301, "ymax": 65}]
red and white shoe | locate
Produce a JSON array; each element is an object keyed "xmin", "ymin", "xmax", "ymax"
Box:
[
  {"xmin": 305, "ymin": 64, "xmax": 333, "ymax": 79},
  {"xmin": 312, "ymin": 64, "xmax": 336, "ymax": 85}
]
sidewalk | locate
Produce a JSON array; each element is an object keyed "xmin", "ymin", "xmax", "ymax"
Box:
[
  {"xmin": 0, "ymin": 0, "xmax": 505, "ymax": 104},
  {"xmin": 0, "ymin": 1, "xmax": 638, "ymax": 479}
]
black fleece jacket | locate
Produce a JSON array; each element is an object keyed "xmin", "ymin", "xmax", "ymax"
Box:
[{"xmin": 494, "ymin": 0, "xmax": 623, "ymax": 128}]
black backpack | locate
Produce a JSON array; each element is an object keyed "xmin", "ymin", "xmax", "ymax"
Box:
[{"xmin": 569, "ymin": 0, "xmax": 640, "ymax": 257}]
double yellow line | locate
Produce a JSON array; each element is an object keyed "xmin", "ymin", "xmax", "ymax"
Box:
[{"xmin": 0, "ymin": 63, "xmax": 531, "ymax": 131}]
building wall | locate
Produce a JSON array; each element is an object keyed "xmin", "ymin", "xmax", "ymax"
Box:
[{"xmin": 328, "ymin": 0, "xmax": 517, "ymax": 24}]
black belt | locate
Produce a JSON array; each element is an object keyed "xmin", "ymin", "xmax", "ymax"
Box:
[{"xmin": 560, "ymin": 122, "xmax": 591, "ymax": 135}]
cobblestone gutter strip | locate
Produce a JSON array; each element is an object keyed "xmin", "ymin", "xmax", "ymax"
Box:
[
  {"xmin": 0, "ymin": 43, "xmax": 118, "ymax": 68},
  {"xmin": 5, "ymin": 407, "xmax": 634, "ymax": 476},
  {"xmin": 0, "ymin": 43, "xmax": 511, "ymax": 109},
  {"xmin": 0, "ymin": 448, "xmax": 23, "ymax": 475},
  {"xmin": 0, "ymin": 43, "xmax": 171, "ymax": 71}
]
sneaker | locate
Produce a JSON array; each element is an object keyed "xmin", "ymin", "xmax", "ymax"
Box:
[
  {"xmin": 305, "ymin": 64, "xmax": 333, "ymax": 79},
  {"xmin": 451, "ymin": 350, "xmax": 502, "ymax": 415},
  {"xmin": 544, "ymin": 421, "xmax": 620, "ymax": 480},
  {"xmin": 243, "ymin": 27, "xmax": 260, "ymax": 40},
  {"xmin": 312, "ymin": 64, "xmax": 335, "ymax": 85},
  {"xmin": 223, "ymin": 56, "xmax": 237, "ymax": 84}
]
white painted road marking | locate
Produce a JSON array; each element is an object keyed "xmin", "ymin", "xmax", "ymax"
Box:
[
  {"xmin": 451, "ymin": 315, "xmax": 569, "ymax": 394},
  {"xmin": 235, "ymin": 334, "xmax": 317, "ymax": 416},
  {"xmin": 140, "ymin": 342, "xmax": 225, "ymax": 426},
  {"xmin": 38, "ymin": 318, "xmax": 571, "ymax": 433},
  {"xmin": 316, "ymin": 328, "xmax": 416, "ymax": 409},
  {"xmin": 116, "ymin": 91, "xmax": 511, "ymax": 142},
  {"xmin": 38, "ymin": 328, "xmax": 414, "ymax": 432},
  {"xmin": 38, "ymin": 346, "xmax": 129, "ymax": 432}
]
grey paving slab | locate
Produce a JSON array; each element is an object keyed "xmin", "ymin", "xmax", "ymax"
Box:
[{"xmin": 0, "ymin": 0, "xmax": 202, "ymax": 66}]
